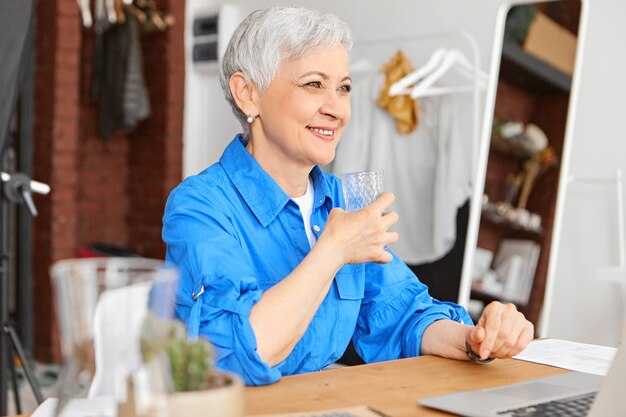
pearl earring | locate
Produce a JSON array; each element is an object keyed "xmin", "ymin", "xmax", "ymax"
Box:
[{"xmin": 246, "ymin": 114, "xmax": 256, "ymax": 124}]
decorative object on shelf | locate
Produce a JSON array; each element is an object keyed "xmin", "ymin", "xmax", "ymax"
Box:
[
  {"xmin": 471, "ymin": 238, "xmax": 540, "ymax": 308},
  {"xmin": 482, "ymin": 194, "xmax": 544, "ymax": 235},
  {"xmin": 517, "ymin": 146, "xmax": 557, "ymax": 209},
  {"xmin": 491, "ymin": 118, "xmax": 548, "ymax": 158},
  {"xmin": 502, "ymin": 4, "xmax": 577, "ymax": 77},
  {"xmin": 505, "ymin": 171, "xmax": 524, "ymax": 206},
  {"xmin": 490, "ymin": 118, "xmax": 558, "ymax": 210},
  {"xmin": 523, "ymin": 11, "xmax": 578, "ymax": 76},
  {"xmin": 524, "ymin": 123, "xmax": 549, "ymax": 152},
  {"xmin": 494, "ymin": 239, "xmax": 541, "ymax": 306}
]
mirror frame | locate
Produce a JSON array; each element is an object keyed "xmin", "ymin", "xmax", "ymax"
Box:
[{"xmin": 458, "ymin": 0, "xmax": 588, "ymax": 338}]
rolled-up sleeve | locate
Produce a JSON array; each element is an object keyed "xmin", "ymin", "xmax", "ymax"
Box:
[
  {"xmin": 162, "ymin": 183, "xmax": 280, "ymax": 385},
  {"xmin": 353, "ymin": 252, "xmax": 473, "ymax": 362}
]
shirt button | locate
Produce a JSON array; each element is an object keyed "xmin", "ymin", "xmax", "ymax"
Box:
[{"xmin": 313, "ymin": 225, "xmax": 321, "ymax": 233}]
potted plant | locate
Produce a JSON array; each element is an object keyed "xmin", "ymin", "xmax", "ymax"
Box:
[{"xmin": 134, "ymin": 313, "xmax": 245, "ymax": 417}]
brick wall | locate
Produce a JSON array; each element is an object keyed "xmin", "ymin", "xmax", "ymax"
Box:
[{"xmin": 33, "ymin": 0, "xmax": 185, "ymax": 363}]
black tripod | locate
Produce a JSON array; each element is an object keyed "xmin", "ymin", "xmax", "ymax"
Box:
[
  {"xmin": 0, "ymin": 172, "xmax": 48, "ymax": 414},
  {"xmin": 0, "ymin": 0, "xmax": 47, "ymax": 414}
]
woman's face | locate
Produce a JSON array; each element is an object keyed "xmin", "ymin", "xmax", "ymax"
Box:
[{"xmin": 251, "ymin": 45, "xmax": 352, "ymax": 171}]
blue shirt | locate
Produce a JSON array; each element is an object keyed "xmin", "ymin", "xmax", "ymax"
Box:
[{"xmin": 162, "ymin": 135, "xmax": 472, "ymax": 386}]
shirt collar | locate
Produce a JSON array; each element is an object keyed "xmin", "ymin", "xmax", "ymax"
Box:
[
  {"xmin": 310, "ymin": 164, "xmax": 333, "ymax": 211},
  {"xmin": 220, "ymin": 135, "xmax": 334, "ymax": 227}
]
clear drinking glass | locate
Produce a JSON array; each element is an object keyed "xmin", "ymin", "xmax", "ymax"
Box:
[
  {"xmin": 341, "ymin": 170, "xmax": 384, "ymax": 212},
  {"xmin": 50, "ymin": 257, "xmax": 179, "ymax": 417}
]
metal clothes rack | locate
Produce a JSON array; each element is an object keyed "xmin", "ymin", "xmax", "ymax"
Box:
[
  {"xmin": 353, "ymin": 31, "xmax": 485, "ymax": 307},
  {"xmin": 354, "ymin": 30, "xmax": 483, "ymax": 174}
]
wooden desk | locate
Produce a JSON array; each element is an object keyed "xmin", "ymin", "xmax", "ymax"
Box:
[
  {"xmin": 245, "ymin": 356, "xmax": 568, "ymax": 416},
  {"xmin": 11, "ymin": 357, "xmax": 569, "ymax": 417}
]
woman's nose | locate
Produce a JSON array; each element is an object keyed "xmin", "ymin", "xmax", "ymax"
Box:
[{"xmin": 320, "ymin": 92, "xmax": 348, "ymax": 120}]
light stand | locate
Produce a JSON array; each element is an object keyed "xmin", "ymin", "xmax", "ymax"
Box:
[
  {"xmin": 0, "ymin": 0, "xmax": 46, "ymax": 414},
  {"xmin": 0, "ymin": 171, "xmax": 49, "ymax": 414}
]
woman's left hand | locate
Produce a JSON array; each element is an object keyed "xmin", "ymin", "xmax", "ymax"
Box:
[{"xmin": 466, "ymin": 301, "xmax": 534, "ymax": 360}]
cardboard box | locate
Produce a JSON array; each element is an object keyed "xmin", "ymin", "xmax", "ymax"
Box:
[{"xmin": 523, "ymin": 12, "xmax": 577, "ymax": 76}]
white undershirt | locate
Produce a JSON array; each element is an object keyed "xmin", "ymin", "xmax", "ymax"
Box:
[{"xmin": 291, "ymin": 177, "xmax": 316, "ymax": 249}]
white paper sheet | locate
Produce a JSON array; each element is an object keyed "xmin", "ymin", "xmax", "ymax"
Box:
[{"xmin": 513, "ymin": 338, "xmax": 617, "ymax": 376}]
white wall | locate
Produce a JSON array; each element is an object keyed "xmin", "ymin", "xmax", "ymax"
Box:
[{"xmin": 183, "ymin": 1, "xmax": 234, "ymax": 177}]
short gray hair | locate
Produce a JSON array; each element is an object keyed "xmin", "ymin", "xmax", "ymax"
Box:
[{"xmin": 219, "ymin": 6, "xmax": 353, "ymax": 136}]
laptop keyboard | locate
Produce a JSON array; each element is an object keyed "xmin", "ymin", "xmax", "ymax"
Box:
[{"xmin": 497, "ymin": 391, "xmax": 597, "ymax": 417}]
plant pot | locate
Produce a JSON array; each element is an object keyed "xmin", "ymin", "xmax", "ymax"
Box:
[{"xmin": 166, "ymin": 371, "xmax": 244, "ymax": 417}]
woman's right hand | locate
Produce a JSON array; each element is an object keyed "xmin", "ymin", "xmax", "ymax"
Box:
[{"xmin": 321, "ymin": 192, "xmax": 399, "ymax": 265}]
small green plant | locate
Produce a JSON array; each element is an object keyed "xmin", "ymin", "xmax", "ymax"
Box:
[{"xmin": 140, "ymin": 313, "xmax": 215, "ymax": 392}]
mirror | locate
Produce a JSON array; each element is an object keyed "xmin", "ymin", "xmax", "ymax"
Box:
[{"xmin": 460, "ymin": 0, "xmax": 583, "ymax": 329}]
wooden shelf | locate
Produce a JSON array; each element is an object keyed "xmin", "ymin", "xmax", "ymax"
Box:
[
  {"xmin": 500, "ymin": 41, "xmax": 571, "ymax": 94},
  {"xmin": 481, "ymin": 208, "xmax": 545, "ymax": 237}
]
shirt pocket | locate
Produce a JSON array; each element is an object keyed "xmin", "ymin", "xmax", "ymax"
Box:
[
  {"xmin": 334, "ymin": 264, "xmax": 365, "ymax": 354},
  {"xmin": 335, "ymin": 264, "xmax": 366, "ymax": 300}
]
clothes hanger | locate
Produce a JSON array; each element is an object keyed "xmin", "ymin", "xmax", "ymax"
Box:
[
  {"xmin": 105, "ymin": 0, "xmax": 117, "ymax": 24},
  {"xmin": 125, "ymin": 2, "xmax": 148, "ymax": 24},
  {"xmin": 389, "ymin": 48, "xmax": 487, "ymax": 98},
  {"xmin": 410, "ymin": 50, "xmax": 464, "ymax": 98},
  {"xmin": 388, "ymin": 48, "xmax": 448, "ymax": 96},
  {"xmin": 409, "ymin": 50, "xmax": 486, "ymax": 98},
  {"xmin": 77, "ymin": 0, "xmax": 93, "ymax": 27},
  {"xmin": 113, "ymin": 0, "xmax": 126, "ymax": 23},
  {"xmin": 138, "ymin": 0, "xmax": 171, "ymax": 31},
  {"xmin": 451, "ymin": 51, "xmax": 488, "ymax": 83},
  {"xmin": 148, "ymin": 7, "xmax": 168, "ymax": 31}
]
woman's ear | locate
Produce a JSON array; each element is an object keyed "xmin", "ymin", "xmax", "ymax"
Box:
[{"xmin": 229, "ymin": 72, "xmax": 258, "ymax": 116}]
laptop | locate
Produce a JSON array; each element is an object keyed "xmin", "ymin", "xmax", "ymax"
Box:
[{"xmin": 419, "ymin": 339, "xmax": 626, "ymax": 417}]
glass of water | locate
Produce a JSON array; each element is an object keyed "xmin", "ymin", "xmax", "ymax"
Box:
[{"xmin": 341, "ymin": 170, "xmax": 384, "ymax": 212}]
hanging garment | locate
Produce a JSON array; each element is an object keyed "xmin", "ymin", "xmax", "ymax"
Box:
[
  {"xmin": 97, "ymin": 21, "xmax": 129, "ymax": 139},
  {"xmin": 92, "ymin": 11, "xmax": 151, "ymax": 139},
  {"xmin": 122, "ymin": 14, "xmax": 150, "ymax": 131},
  {"xmin": 377, "ymin": 50, "xmax": 419, "ymax": 134},
  {"xmin": 332, "ymin": 74, "xmax": 472, "ymax": 264}
]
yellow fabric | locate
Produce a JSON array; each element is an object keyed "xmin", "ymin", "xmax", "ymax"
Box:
[{"xmin": 377, "ymin": 50, "xmax": 419, "ymax": 134}]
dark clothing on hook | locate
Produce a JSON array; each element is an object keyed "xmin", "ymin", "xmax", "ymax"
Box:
[
  {"xmin": 97, "ymin": 22, "xmax": 129, "ymax": 139},
  {"xmin": 92, "ymin": 11, "xmax": 150, "ymax": 139},
  {"xmin": 123, "ymin": 14, "xmax": 150, "ymax": 131}
]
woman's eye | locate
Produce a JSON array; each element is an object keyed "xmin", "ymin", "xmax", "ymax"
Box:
[
  {"xmin": 338, "ymin": 84, "xmax": 352, "ymax": 94},
  {"xmin": 305, "ymin": 81, "xmax": 322, "ymax": 88}
]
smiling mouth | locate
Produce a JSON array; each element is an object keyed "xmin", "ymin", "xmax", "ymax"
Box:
[{"xmin": 307, "ymin": 127, "xmax": 334, "ymax": 137}]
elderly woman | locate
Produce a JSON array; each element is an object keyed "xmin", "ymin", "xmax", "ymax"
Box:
[{"xmin": 162, "ymin": 6, "xmax": 533, "ymax": 386}]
